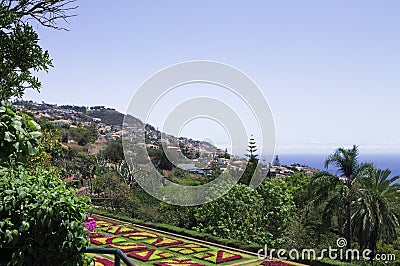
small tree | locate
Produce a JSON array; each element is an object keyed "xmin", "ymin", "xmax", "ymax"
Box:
[
  {"xmin": 194, "ymin": 184, "xmax": 269, "ymax": 244},
  {"xmin": 102, "ymin": 139, "xmax": 124, "ymax": 162},
  {"xmin": 273, "ymin": 155, "xmax": 280, "ymax": 166},
  {"xmin": 239, "ymin": 137, "xmax": 259, "ymax": 185},
  {"xmin": 245, "ymin": 136, "xmax": 258, "ymax": 163},
  {"xmin": 256, "ymin": 177, "xmax": 295, "ymax": 244}
]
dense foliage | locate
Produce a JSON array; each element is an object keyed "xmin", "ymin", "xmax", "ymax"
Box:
[
  {"xmin": 101, "ymin": 139, "xmax": 124, "ymax": 162},
  {"xmin": 90, "ymin": 140, "xmax": 400, "ymax": 265},
  {"xmin": 60, "ymin": 124, "xmax": 98, "ymax": 146},
  {"xmin": 194, "ymin": 184, "xmax": 269, "ymax": 244},
  {"xmin": 353, "ymin": 168, "xmax": 400, "ymax": 255},
  {"xmin": 0, "ymin": 167, "xmax": 90, "ymax": 265},
  {"xmin": 0, "ymin": 101, "xmax": 42, "ymax": 165},
  {"xmin": 310, "ymin": 146, "xmax": 400, "ymax": 262},
  {"xmin": 86, "ymin": 109, "xmax": 124, "ymax": 126},
  {"xmin": 256, "ymin": 177, "xmax": 295, "ymax": 240},
  {"xmin": 0, "ymin": 100, "xmax": 90, "ymax": 266}
]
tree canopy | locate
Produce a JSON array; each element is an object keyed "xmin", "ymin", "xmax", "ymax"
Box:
[{"xmin": 0, "ymin": 0, "xmax": 77, "ymax": 101}]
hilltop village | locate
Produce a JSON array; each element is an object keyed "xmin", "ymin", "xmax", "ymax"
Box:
[{"xmin": 13, "ymin": 100, "xmax": 319, "ymax": 182}]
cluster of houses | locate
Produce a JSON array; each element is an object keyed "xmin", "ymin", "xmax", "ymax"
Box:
[
  {"xmin": 14, "ymin": 101, "xmax": 92, "ymax": 123},
  {"xmin": 268, "ymin": 164, "xmax": 318, "ymax": 177},
  {"xmin": 13, "ymin": 101, "xmax": 127, "ymax": 142},
  {"xmin": 14, "ymin": 101, "xmax": 319, "ymax": 180},
  {"xmin": 97, "ymin": 124, "xmax": 124, "ymax": 141},
  {"xmin": 176, "ymin": 157, "xmax": 318, "ymax": 179}
]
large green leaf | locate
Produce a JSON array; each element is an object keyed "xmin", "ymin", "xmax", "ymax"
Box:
[{"xmin": 4, "ymin": 132, "xmax": 14, "ymax": 142}]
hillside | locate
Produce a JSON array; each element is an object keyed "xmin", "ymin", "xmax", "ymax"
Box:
[
  {"xmin": 86, "ymin": 108, "xmax": 124, "ymax": 126},
  {"xmin": 13, "ymin": 100, "xmax": 220, "ymax": 156}
]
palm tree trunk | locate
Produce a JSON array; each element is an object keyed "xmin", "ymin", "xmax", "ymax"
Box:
[
  {"xmin": 346, "ymin": 181, "xmax": 353, "ymax": 261},
  {"xmin": 369, "ymin": 228, "xmax": 378, "ymax": 263},
  {"xmin": 346, "ymin": 202, "xmax": 352, "ymax": 249},
  {"xmin": 337, "ymin": 211, "xmax": 342, "ymax": 234},
  {"xmin": 369, "ymin": 241, "xmax": 375, "ymax": 264}
]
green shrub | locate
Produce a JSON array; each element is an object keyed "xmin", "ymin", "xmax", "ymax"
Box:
[
  {"xmin": 194, "ymin": 184, "xmax": 276, "ymax": 245},
  {"xmin": 0, "ymin": 101, "xmax": 42, "ymax": 165},
  {"xmin": 0, "ymin": 167, "xmax": 91, "ymax": 265}
]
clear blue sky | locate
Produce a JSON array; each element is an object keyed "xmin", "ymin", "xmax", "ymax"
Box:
[{"xmin": 24, "ymin": 0, "xmax": 400, "ymax": 154}]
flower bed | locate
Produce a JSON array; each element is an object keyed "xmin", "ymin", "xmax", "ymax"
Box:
[
  {"xmin": 88, "ymin": 232, "xmax": 109, "ymax": 238},
  {"xmin": 96, "ymin": 220, "xmax": 117, "ymax": 228},
  {"xmin": 144, "ymin": 237, "xmax": 184, "ymax": 247},
  {"xmin": 89, "ymin": 217, "xmax": 259, "ymax": 265},
  {"xmin": 94, "ymin": 257, "xmax": 114, "ymax": 266},
  {"xmin": 127, "ymin": 249, "xmax": 174, "ymax": 262},
  {"xmin": 124, "ymin": 231, "xmax": 160, "ymax": 240},
  {"xmin": 104, "ymin": 225, "xmax": 140, "ymax": 235},
  {"xmin": 168, "ymin": 243, "xmax": 210, "ymax": 254},
  {"xmin": 105, "ymin": 243, "xmax": 148, "ymax": 252},
  {"xmin": 194, "ymin": 250, "xmax": 243, "ymax": 264},
  {"xmin": 90, "ymin": 236, "xmax": 126, "ymax": 245}
]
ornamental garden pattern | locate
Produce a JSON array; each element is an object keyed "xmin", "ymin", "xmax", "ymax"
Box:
[{"xmin": 87, "ymin": 216, "xmax": 293, "ymax": 266}]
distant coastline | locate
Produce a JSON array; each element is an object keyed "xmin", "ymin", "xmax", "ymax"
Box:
[{"xmin": 273, "ymin": 154, "xmax": 400, "ymax": 179}]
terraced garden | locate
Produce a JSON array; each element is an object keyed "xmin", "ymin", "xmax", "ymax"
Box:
[{"xmin": 88, "ymin": 215, "xmax": 277, "ymax": 266}]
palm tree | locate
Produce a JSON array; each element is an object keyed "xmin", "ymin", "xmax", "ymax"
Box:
[
  {"xmin": 324, "ymin": 145, "xmax": 364, "ymax": 250},
  {"xmin": 352, "ymin": 168, "xmax": 400, "ymax": 258},
  {"xmin": 324, "ymin": 145, "xmax": 374, "ymax": 252},
  {"xmin": 312, "ymin": 146, "xmax": 399, "ymax": 261},
  {"xmin": 311, "ymin": 171, "xmax": 347, "ymax": 233}
]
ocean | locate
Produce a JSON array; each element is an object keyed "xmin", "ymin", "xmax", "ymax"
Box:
[{"xmin": 271, "ymin": 154, "xmax": 400, "ymax": 179}]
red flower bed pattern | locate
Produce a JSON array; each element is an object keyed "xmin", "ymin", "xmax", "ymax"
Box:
[
  {"xmin": 90, "ymin": 236, "xmax": 126, "ymax": 245},
  {"xmin": 105, "ymin": 243, "xmax": 148, "ymax": 252},
  {"xmin": 194, "ymin": 250, "xmax": 242, "ymax": 264},
  {"xmin": 168, "ymin": 243, "xmax": 210, "ymax": 254},
  {"xmin": 124, "ymin": 231, "xmax": 160, "ymax": 240},
  {"xmin": 94, "ymin": 257, "xmax": 114, "ymax": 266},
  {"xmin": 144, "ymin": 237, "xmax": 184, "ymax": 247},
  {"xmin": 88, "ymin": 232, "xmax": 109, "ymax": 238},
  {"xmin": 128, "ymin": 249, "xmax": 174, "ymax": 262},
  {"xmin": 105, "ymin": 225, "xmax": 140, "ymax": 235},
  {"xmin": 96, "ymin": 220, "xmax": 117, "ymax": 228},
  {"xmin": 88, "ymin": 218, "xmax": 266, "ymax": 266}
]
